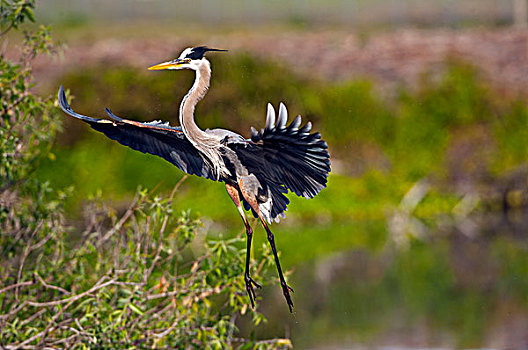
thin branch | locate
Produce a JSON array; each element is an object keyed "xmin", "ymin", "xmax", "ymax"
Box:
[
  {"xmin": 37, "ymin": 300, "xmax": 75, "ymax": 347},
  {"xmin": 40, "ymin": 280, "xmax": 143, "ymax": 308},
  {"xmin": 143, "ymin": 176, "xmax": 188, "ymax": 284},
  {"xmin": 169, "ymin": 175, "xmax": 189, "ymax": 203},
  {"xmin": 5, "ymin": 319, "xmax": 72, "ymax": 350},
  {"xmin": 7, "ymin": 279, "xmax": 138, "ymax": 347},
  {"xmin": 150, "ymin": 315, "xmax": 184, "ymax": 339},
  {"xmin": 4, "ymin": 326, "xmax": 57, "ymax": 350},
  {"xmin": 48, "ymin": 333, "xmax": 82, "ymax": 346},
  {"xmin": 18, "ymin": 308, "xmax": 46, "ymax": 328},
  {"xmin": 0, "ymin": 23, "xmax": 14, "ymax": 37},
  {"xmin": 99, "ymin": 191, "xmax": 142, "ymax": 244},
  {"xmin": 33, "ymin": 272, "xmax": 70, "ymax": 295},
  {"xmin": 0, "ymin": 281, "xmax": 33, "ymax": 295},
  {"xmin": 27, "ymin": 278, "xmax": 117, "ymax": 308},
  {"xmin": 144, "ymin": 290, "xmax": 182, "ymax": 301},
  {"xmin": 0, "ymin": 301, "xmax": 28, "ymax": 321},
  {"xmin": 145, "ymin": 285, "xmax": 226, "ymax": 301},
  {"xmin": 227, "ymin": 313, "xmax": 237, "ymax": 346},
  {"xmin": 30, "ymin": 233, "xmax": 53, "ymax": 251},
  {"xmin": 15, "ymin": 221, "xmax": 42, "ymax": 299},
  {"xmin": 145, "ymin": 214, "xmax": 168, "ymax": 283}
]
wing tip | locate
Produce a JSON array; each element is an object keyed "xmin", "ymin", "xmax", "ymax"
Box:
[
  {"xmin": 277, "ymin": 102, "xmax": 288, "ymax": 129},
  {"xmin": 56, "ymin": 85, "xmax": 103, "ymax": 124},
  {"xmin": 266, "ymin": 103, "xmax": 276, "ymax": 130},
  {"xmin": 250, "ymin": 126, "xmax": 258, "ymax": 138},
  {"xmin": 289, "ymin": 115, "xmax": 302, "ymax": 131},
  {"xmin": 104, "ymin": 107, "xmax": 123, "ymax": 122},
  {"xmin": 57, "ymin": 85, "xmax": 69, "ymax": 111}
]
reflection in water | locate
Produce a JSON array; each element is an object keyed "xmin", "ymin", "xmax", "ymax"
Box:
[{"xmin": 248, "ymin": 200, "xmax": 528, "ymax": 348}]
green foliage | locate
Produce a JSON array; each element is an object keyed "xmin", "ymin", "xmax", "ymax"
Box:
[
  {"xmin": 0, "ymin": 4, "xmax": 291, "ymax": 349},
  {"xmin": 304, "ymin": 80, "xmax": 395, "ymax": 150},
  {"xmin": 1, "ymin": 187, "xmax": 289, "ymax": 348},
  {"xmin": 1, "ymin": 0, "xmax": 58, "ymax": 269},
  {"xmin": 0, "ymin": 0, "xmax": 36, "ymax": 33},
  {"xmin": 492, "ymin": 101, "xmax": 528, "ymax": 172},
  {"xmin": 390, "ymin": 64, "xmax": 493, "ymax": 179}
]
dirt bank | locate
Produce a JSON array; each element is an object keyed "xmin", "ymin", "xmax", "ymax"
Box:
[{"xmin": 29, "ymin": 27, "xmax": 528, "ymax": 96}]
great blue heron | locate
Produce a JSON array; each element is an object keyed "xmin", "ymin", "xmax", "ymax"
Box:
[{"xmin": 58, "ymin": 46, "xmax": 331, "ymax": 312}]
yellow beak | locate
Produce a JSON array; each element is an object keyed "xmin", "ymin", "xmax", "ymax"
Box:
[{"xmin": 148, "ymin": 59, "xmax": 188, "ymax": 71}]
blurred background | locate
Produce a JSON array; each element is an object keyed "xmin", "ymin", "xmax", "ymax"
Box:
[{"xmin": 25, "ymin": 0, "xmax": 528, "ymax": 348}]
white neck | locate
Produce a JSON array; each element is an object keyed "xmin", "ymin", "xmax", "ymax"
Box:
[
  {"xmin": 178, "ymin": 59, "xmax": 226, "ymax": 179},
  {"xmin": 179, "ymin": 59, "xmax": 211, "ymax": 145}
]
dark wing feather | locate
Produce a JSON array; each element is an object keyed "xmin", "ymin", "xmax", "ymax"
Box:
[
  {"xmin": 229, "ymin": 103, "xmax": 331, "ymax": 220},
  {"xmin": 58, "ymin": 86, "xmax": 214, "ymax": 180}
]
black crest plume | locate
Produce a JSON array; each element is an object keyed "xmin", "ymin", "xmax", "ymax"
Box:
[{"xmin": 186, "ymin": 46, "xmax": 228, "ymax": 60}]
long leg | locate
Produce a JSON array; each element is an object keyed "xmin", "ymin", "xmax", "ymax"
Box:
[
  {"xmin": 237, "ymin": 180, "xmax": 294, "ymax": 313},
  {"xmin": 260, "ymin": 218, "xmax": 294, "ymax": 313},
  {"xmin": 225, "ymin": 183, "xmax": 261, "ymax": 308}
]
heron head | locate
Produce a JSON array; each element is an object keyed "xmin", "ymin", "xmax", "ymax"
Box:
[{"xmin": 148, "ymin": 46, "xmax": 227, "ymax": 71}]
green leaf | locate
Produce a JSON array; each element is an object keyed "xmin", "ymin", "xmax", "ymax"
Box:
[{"xmin": 127, "ymin": 303, "xmax": 144, "ymax": 316}]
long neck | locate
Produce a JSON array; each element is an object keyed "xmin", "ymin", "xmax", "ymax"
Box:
[
  {"xmin": 179, "ymin": 59, "xmax": 212, "ymax": 145},
  {"xmin": 178, "ymin": 59, "xmax": 225, "ymax": 179}
]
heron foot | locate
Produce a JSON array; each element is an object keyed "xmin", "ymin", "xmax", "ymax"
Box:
[
  {"xmin": 245, "ymin": 273, "xmax": 262, "ymax": 308},
  {"xmin": 280, "ymin": 280, "xmax": 294, "ymax": 313}
]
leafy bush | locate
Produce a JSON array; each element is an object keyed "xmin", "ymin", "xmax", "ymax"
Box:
[
  {"xmin": 0, "ymin": 2, "xmax": 291, "ymax": 348},
  {"xmin": 1, "ymin": 185, "xmax": 288, "ymax": 348}
]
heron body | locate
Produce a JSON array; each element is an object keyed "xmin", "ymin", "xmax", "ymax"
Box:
[{"xmin": 58, "ymin": 46, "xmax": 331, "ymax": 312}]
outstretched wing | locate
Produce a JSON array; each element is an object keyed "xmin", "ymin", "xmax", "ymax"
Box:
[
  {"xmin": 228, "ymin": 103, "xmax": 330, "ymax": 220},
  {"xmin": 58, "ymin": 86, "xmax": 215, "ymax": 180}
]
